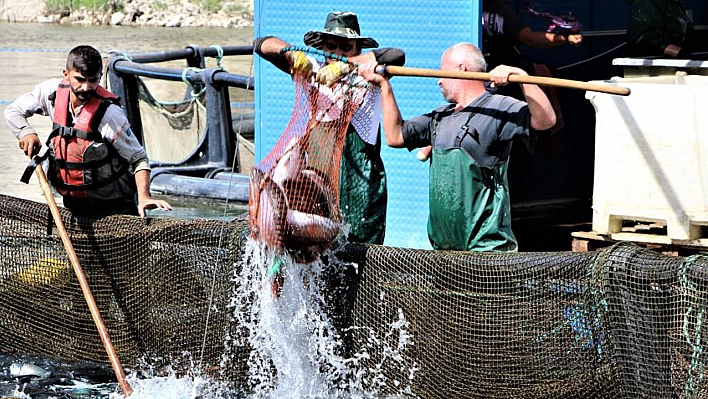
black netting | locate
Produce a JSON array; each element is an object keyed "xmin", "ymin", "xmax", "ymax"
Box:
[
  {"xmin": 2, "ymin": 193, "xmax": 707, "ymax": 398},
  {"xmin": 0, "ymin": 194, "xmax": 250, "ymax": 385}
]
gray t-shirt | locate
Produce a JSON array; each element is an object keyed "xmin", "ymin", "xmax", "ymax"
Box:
[{"xmin": 402, "ymin": 92, "xmax": 530, "ymax": 168}]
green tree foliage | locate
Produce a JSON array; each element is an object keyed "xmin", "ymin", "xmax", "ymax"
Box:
[{"xmin": 46, "ymin": 0, "xmax": 115, "ymax": 12}]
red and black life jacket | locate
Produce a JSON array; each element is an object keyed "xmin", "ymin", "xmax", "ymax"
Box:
[{"xmin": 47, "ymin": 80, "xmax": 135, "ymax": 200}]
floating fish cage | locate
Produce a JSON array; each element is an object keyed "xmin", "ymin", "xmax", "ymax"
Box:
[{"xmin": 2, "ymin": 194, "xmax": 708, "ymax": 398}]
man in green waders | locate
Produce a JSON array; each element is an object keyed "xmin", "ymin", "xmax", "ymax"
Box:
[
  {"xmin": 254, "ymin": 14, "xmax": 407, "ymax": 360},
  {"xmin": 359, "ymin": 42, "xmax": 556, "ymax": 252},
  {"xmin": 254, "ymin": 12, "xmax": 405, "ymax": 246}
]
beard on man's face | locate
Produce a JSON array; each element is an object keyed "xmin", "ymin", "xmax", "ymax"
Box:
[
  {"xmin": 440, "ymin": 86, "xmax": 454, "ymax": 103},
  {"xmin": 72, "ymin": 87, "xmax": 95, "ymax": 103}
]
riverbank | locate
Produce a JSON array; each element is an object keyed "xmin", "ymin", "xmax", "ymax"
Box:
[{"xmin": 0, "ymin": 0, "xmax": 253, "ymax": 28}]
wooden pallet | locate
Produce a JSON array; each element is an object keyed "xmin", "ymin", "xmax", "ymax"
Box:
[
  {"xmin": 593, "ymin": 212, "xmax": 708, "ymax": 241},
  {"xmin": 571, "ymin": 230, "xmax": 708, "ymax": 257}
]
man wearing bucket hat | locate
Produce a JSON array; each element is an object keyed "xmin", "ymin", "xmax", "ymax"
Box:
[
  {"xmin": 254, "ymin": 12, "xmax": 405, "ymax": 354},
  {"xmin": 254, "ymin": 11, "xmax": 405, "ymax": 246},
  {"xmin": 303, "ymin": 11, "xmax": 380, "ymax": 50}
]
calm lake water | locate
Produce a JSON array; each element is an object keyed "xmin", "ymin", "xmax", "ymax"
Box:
[{"xmin": 0, "ymin": 21, "xmax": 254, "ymax": 220}]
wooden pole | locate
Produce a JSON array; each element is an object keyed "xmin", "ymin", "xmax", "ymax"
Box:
[
  {"xmin": 377, "ymin": 65, "xmax": 631, "ymax": 96},
  {"xmin": 34, "ymin": 165, "xmax": 133, "ymax": 397}
]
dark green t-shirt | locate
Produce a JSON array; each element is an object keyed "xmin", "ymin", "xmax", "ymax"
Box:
[{"xmin": 626, "ymin": 0, "xmax": 694, "ymax": 57}]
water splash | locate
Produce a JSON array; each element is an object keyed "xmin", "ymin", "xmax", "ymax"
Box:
[
  {"xmin": 111, "ymin": 374, "xmax": 222, "ymax": 399},
  {"xmin": 0, "ymin": 237, "xmax": 417, "ymax": 399},
  {"xmin": 226, "ymin": 238, "xmax": 418, "ymax": 399}
]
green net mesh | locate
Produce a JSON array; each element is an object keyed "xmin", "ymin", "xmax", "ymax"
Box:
[
  {"xmin": 136, "ymin": 78, "xmax": 207, "ymax": 164},
  {"xmin": 3, "ymin": 193, "xmax": 708, "ymax": 397}
]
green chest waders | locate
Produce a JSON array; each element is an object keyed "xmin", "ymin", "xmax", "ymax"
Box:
[
  {"xmin": 338, "ymin": 126, "xmax": 387, "ymax": 244},
  {"xmin": 427, "ymin": 147, "xmax": 517, "ymax": 252}
]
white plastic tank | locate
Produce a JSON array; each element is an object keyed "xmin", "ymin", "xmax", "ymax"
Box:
[{"xmin": 586, "ymin": 73, "xmax": 708, "ymax": 243}]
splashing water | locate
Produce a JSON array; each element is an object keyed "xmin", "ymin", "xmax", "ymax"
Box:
[
  {"xmin": 0, "ymin": 237, "xmax": 416, "ymax": 399},
  {"xmin": 111, "ymin": 361, "xmax": 240, "ymax": 399},
  {"xmin": 226, "ymin": 238, "xmax": 418, "ymax": 399}
]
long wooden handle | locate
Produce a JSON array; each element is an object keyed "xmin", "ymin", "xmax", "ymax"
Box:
[
  {"xmin": 35, "ymin": 165, "xmax": 133, "ymax": 397},
  {"xmin": 378, "ymin": 65, "xmax": 631, "ymax": 96}
]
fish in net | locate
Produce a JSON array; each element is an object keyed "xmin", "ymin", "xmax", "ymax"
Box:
[{"xmin": 249, "ymin": 48, "xmax": 371, "ymax": 265}]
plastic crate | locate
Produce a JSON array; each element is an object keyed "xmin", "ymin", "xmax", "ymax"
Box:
[{"xmin": 587, "ymin": 74, "xmax": 708, "ymax": 242}]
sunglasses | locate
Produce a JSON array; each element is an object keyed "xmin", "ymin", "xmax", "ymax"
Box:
[{"xmin": 323, "ymin": 42, "xmax": 354, "ymax": 52}]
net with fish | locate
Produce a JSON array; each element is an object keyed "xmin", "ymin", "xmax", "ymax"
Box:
[
  {"xmin": 2, "ymin": 193, "xmax": 708, "ymax": 397},
  {"xmin": 249, "ymin": 49, "xmax": 371, "ymax": 263}
]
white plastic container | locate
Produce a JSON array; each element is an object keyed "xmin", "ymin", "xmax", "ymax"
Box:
[{"xmin": 586, "ymin": 74, "xmax": 708, "ymax": 243}]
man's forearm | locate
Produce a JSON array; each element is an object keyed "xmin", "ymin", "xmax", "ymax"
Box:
[
  {"xmin": 517, "ymin": 27, "xmax": 581, "ymax": 49},
  {"xmin": 134, "ymin": 169, "xmax": 152, "ymax": 201},
  {"xmin": 255, "ymin": 36, "xmax": 290, "ymax": 57},
  {"xmin": 254, "ymin": 36, "xmax": 293, "ymax": 73}
]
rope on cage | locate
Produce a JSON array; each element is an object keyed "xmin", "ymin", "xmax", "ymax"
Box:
[
  {"xmin": 679, "ymin": 255, "xmax": 708, "ymax": 399},
  {"xmin": 107, "ymin": 50, "xmax": 133, "ymax": 62},
  {"xmin": 210, "ymin": 44, "xmax": 224, "ymax": 69},
  {"xmin": 181, "ymin": 66, "xmax": 207, "ymax": 98},
  {"xmin": 103, "ymin": 51, "xmax": 133, "ymax": 88}
]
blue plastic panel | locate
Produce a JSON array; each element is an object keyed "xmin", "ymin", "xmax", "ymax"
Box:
[{"xmin": 254, "ymin": 0, "xmax": 481, "ymax": 249}]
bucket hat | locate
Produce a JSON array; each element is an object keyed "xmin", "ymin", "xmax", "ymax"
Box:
[{"xmin": 303, "ymin": 11, "xmax": 379, "ymax": 49}]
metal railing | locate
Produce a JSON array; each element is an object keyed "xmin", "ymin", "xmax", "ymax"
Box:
[{"xmin": 106, "ymin": 44, "xmax": 255, "ymax": 201}]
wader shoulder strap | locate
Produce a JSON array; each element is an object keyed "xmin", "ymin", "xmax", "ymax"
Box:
[{"xmin": 454, "ymin": 94, "xmax": 494, "ymax": 148}]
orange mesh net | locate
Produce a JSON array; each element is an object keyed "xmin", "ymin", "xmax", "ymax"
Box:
[{"xmin": 249, "ymin": 56, "xmax": 368, "ymax": 263}]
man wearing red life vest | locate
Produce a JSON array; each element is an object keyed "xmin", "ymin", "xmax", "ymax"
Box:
[{"xmin": 5, "ymin": 45, "xmax": 171, "ymax": 217}]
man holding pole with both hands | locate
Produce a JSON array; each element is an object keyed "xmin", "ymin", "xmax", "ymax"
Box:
[
  {"xmin": 358, "ymin": 42, "xmax": 556, "ymax": 252},
  {"xmin": 3, "ymin": 44, "xmax": 146, "ymax": 396}
]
